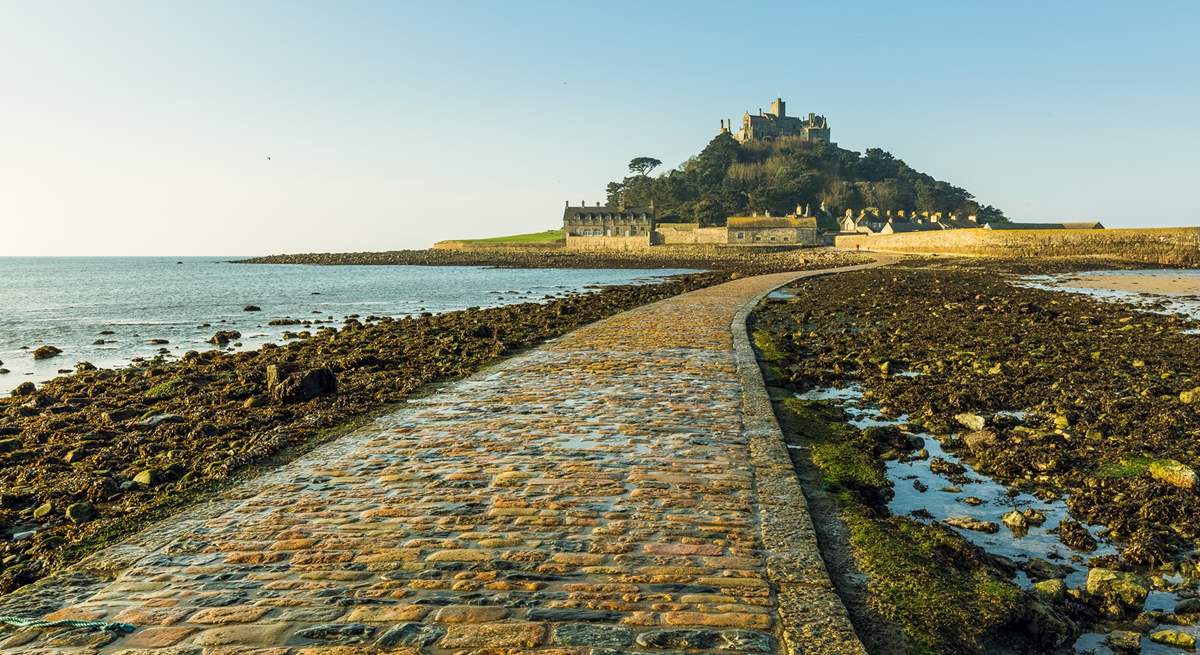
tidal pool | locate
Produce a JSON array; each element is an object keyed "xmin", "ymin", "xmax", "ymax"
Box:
[{"xmin": 796, "ymin": 383, "xmax": 1200, "ymax": 653}]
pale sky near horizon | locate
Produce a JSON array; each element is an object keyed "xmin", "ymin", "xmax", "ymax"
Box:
[{"xmin": 1, "ymin": 1, "xmax": 1198, "ymax": 257}]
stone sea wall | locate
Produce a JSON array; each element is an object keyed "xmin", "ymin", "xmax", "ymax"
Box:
[
  {"xmin": 564, "ymin": 234, "xmax": 652, "ymax": 251},
  {"xmin": 835, "ymin": 227, "xmax": 1200, "ymax": 267}
]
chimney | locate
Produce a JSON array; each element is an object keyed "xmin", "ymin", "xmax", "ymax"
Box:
[{"xmin": 565, "ymin": 200, "xmax": 569, "ymax": 208}]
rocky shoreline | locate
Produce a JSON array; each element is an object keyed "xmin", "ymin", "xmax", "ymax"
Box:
[
  {"xmin": 234, "ymin": 244, "xmax": 856, "ymax": 275},
  {"xmin": 0, "ymin": 248, "xmax": 867, "ymax": 597},
  {"xmin": 751, "ymin": 258, "xmax": 1200, "ymax": 653}
]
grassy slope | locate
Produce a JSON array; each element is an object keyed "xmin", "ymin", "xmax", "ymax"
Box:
[{"xmin": 460, "ymin": 229, "xmax": 564, "ymax": 244}]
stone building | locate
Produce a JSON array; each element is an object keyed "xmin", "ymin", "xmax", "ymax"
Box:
[
  {"xmin": 723, "ymin": 98, "xmax": 831, "ymax": 144},
  {"xmin": 562, "ymin": 201, "xmax": 655, "ymax": 237},
  {"xmin": 726, "ymin": 206, "xmax": 819, "ymax": 246}
]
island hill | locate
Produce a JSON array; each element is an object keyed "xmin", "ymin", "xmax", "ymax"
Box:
[{"xmin": 438, "ymin": 97, "xmax": 1103, "ymax": 253}]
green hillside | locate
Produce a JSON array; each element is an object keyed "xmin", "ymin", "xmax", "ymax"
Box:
[{"xmin": 607, "ymin": 133, "xmax": 1006, "ymax": 230}]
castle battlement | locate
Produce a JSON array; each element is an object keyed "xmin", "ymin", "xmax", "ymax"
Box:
[{"xmin": 720, "ymin": 97, "xmax": 831, "ymax": 145}]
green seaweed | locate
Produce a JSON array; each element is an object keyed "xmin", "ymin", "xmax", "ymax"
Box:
[{"xmin": 845, "ymin": 511, "xmax": 1022, "ymax": 654}]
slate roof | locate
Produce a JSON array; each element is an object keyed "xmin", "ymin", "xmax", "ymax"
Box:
[
  {"xmin": 563, "ymin": 205, "xmax": 655, "ymax": 221},
  {"xmin": 727, "ymin": 215, "xmax": 818, "ymax": 229}
]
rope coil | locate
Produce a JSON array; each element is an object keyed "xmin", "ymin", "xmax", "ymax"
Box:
[{"xmin": 0, "ymin": 615, "xmax": 135, "ymax": 633}]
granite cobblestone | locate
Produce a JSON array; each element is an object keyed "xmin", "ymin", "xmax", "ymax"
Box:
[{"xmin": 0, "ymin": 266, "xmax": 875, "ymax": 654}]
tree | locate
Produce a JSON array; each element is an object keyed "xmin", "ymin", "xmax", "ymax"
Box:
[
  {"xmin": 605, "ymin": 182, "xmax": 624, "ymax": 207},
  {"xmin": 628, "ymin": 156, "xmax": 663, "ymax": 177}
]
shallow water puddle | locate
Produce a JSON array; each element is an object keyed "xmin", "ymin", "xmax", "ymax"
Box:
[
  {"xmin": 1019, "ymin": 270, "xmax": 1200, "ymax": 326},
  {"xmin": 797, "ymin": 384, "xmax": 1200, "ymax": 653}
]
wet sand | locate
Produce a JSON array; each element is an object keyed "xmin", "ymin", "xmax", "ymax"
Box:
[{"xmin": 1059, "ymin": 271, "xmax": 1200, "ymax": 296}]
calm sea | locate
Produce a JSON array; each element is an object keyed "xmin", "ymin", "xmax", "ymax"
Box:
[{"xmin": 0, "ymin": 257, "xmax": 696, "ymax": 394}]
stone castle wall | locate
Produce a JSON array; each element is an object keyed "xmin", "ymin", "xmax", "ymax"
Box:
[{"xmin": 835, "ymin": 227, "xmax": 1200, "ymax": 267}]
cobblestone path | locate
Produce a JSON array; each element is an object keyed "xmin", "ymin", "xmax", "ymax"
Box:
[{"xmin": 0, "ymin": 264, "xmax": 879, "ymax": 655}]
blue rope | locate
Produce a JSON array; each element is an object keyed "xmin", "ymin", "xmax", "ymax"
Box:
[{"xmin": 0, "ymin": 615, "xmax": 135, "ymax": 633}]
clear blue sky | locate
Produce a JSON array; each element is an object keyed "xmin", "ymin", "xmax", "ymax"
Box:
[{"xmin": 2, "ymin": 1, "xmax": 1197, "ymax": 256}]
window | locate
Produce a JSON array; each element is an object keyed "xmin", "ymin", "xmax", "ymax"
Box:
[{"xmin": 735, "ymin": 231, "xmax": 745, "ymax": 240}]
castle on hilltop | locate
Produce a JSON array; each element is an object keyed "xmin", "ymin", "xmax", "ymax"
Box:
[{"xmin": 719, "ymin": 98, "xmax": 831, "ymax": 145}]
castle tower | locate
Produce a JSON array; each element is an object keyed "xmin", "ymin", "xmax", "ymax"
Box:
[{"xmin": 770, "ymin": 97, "xmax": 785, "ymax": 117}]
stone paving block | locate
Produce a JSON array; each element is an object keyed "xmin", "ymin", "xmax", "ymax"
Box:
[{"xmin": 0, "ymin": 265, "xmax": 883, "ymax": 654}]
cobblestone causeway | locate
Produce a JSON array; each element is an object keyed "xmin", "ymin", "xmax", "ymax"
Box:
[{"xmin": 0, "ymin": 264, "xmax": 880, "ymax": 655}]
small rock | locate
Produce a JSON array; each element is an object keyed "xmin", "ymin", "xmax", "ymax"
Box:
[
  {"xmin": 66, "ymin": 502, "xmax": 97, "ymax": 524},
  {"xmin": 1106, "ymin": 630, "xmax": 1142, "ymax": 651},
  {"xmin": 1149, "ymin": 629, "xmax": 1196, "ymax": 649},
  {"xmin": 1033, "ymin": 578, "xmax": 1066, "ymax": 602},
  {"xmin": 134, "ymin": 469, "xmax": 161, "ymax": 487},
  {"xmin": 963, "ymin": 429, "xmax": 999, "ymax": 452},
  {"xmin": 1023, "ymin": 508, "xmax": 1047, "ymax": 525},
  {"xmin": 1002, "ymin": 510, "xmax": 1028, "ymax": 531},
  {"xmin": 1181, "ymin": 387, "xmax": 1200, "ymax": 404},
  {"xmin": 1149, "ymin": 459, "xmax": 1197, "ymax": 490},
  {"xmin": 945, "ymin": 516, "xmax": 999, "ymax": 533},
  {"xmin": 33, "ymin": 501, "xmax": 54, "ymax": 519},
  {"xmin": 11, "ymin": 382, "xmax": 36, "ymax": 397},
  {"xmin": 955, "ymin": 412, "xmax": 988, "ymax": 431},
  {"xmin": 32, "ymin": 345, "xmax": 63, "ymax": 360},
  {"xmin": 208, "ymin": 330, "xmax": 241, "ymax": 346},
  {"xmin": 137, "ymin": 414, "xmax": 186, "ymax": 428},
  {"xmin": 244, "ymin": 305, "xmax": 262, "ymax": 312},
  {"xmin": 0, "ymin": 438, "xmax": 20, "ymax": 453}
]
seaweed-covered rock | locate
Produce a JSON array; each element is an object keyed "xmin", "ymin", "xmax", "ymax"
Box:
[
  {"xmin": 269, "ymin": 368, "xmax": 337, "ymax": 404},
  {"xmin": 208, "ymin": 330, "xmax": 241, "ymax": 346},
  {"xmin": 32, "ymin": 345, "xmax": 62, "ymax": 360},
  {"xmin": 1085, "ymin": 568, "xmax": 1148, "ymax": 618},
  {"xmin": 11, "ymin": 382, "xmax": 36, "ymax": 397},
  {"xmin": 945, "ymin": 516, "xmax": 999, "ymax": 533},
  {"xmin": 955, "ymin": 412, "xmax": 988, "ymax": 431},
  {"xmin": 1149, "ymin": 629, "xmax": 1195, "ymax": 649},
  {"xmin": 1148, "ymin": 459, "xmax": 1196, "ymax": 489}
]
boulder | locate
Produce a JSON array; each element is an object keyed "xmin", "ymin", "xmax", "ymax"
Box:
[
  {"xmin": 1086, "ymin": 568, "xmax": 1148, "ymax": 617},
  {"xmin": 269, "ymin": 368, "xmax": 337, "ymax": 404},
  {"xmin": 66, "ymin": 502, "xmax": 97, "ymax": 524},
  {"xmin": 954, "ymin": 412, "xmax": 988, "ymax": 431},
  {"xmin": 244, "ymin": 305, "xmax": 262, "ymax": 312},
  {"xmin": 1148, "ymin": 459, "xmax": 1197, "ymax": 490}
]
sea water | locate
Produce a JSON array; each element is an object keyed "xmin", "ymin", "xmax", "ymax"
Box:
[{"xmin": 0, "ymin": 257, "xmax": 696, "ymax": 394}]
